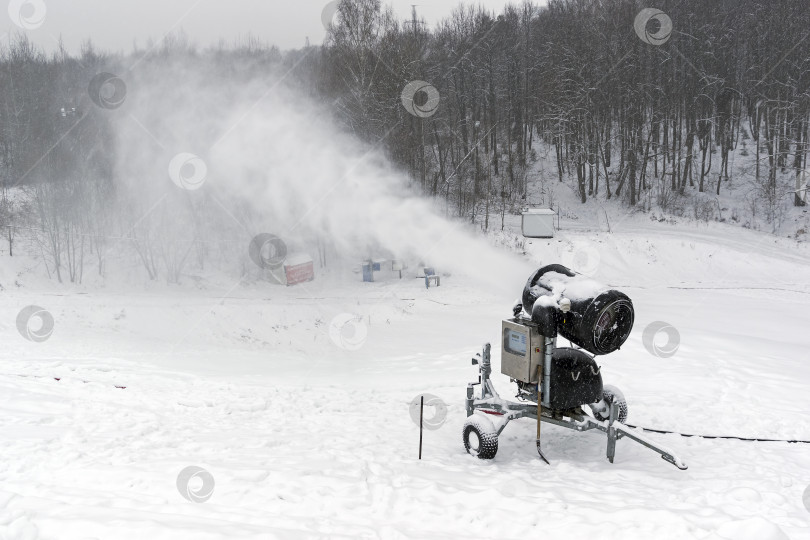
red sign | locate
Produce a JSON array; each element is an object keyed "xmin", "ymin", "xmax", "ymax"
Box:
[{"xmin": 285, "ymin": 261, "xmax": 314, "ymax": 286}]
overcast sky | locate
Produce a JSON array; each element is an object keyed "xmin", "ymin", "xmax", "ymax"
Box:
[{"xmin": 5, "ymin": 0, "xmax": 534, "ymax": 54}]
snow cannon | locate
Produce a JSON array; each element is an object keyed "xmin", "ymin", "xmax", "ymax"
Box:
[
  {"xmin": 522, "ymin": 264, "xmax": 634, "ymax": 355},
  {"xmin": 462, "ymin": 265, "xmax": 687, "ymax": 470}
]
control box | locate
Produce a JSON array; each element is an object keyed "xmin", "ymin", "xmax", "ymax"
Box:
[{"xmin": 500, "ymin": 318, "xmax": 545, "ymax": 384}]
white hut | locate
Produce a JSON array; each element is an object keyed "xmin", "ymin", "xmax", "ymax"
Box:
[{"xmin": 521, "ymin": 208, "xmax": 556, "ymax": 238}]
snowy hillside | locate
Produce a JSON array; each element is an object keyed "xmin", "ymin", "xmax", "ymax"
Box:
[
  {"xmin": 1, "ymin": 0, "xmax": 810, "ymax": 537},
  {"xmin": 2, "ymin": 212, "xmax": 809, "ymax": 540}
]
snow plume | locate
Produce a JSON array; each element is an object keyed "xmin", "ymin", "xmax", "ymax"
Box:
[{"xmin": 111, "ymin": 54, "xmax": 529, "ymax": 291}]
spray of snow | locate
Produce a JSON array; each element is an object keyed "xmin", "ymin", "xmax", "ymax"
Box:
[{"xmin": 112, "ymin": 58, "xmax": 530, "ymax": 293}]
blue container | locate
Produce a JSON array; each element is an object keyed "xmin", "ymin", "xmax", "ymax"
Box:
[{"xmin": 362, "ymin": 263, "xmax": 374, "ymax": 282}]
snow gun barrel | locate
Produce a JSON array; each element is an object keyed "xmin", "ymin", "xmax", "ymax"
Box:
[{"xmin": 521, "ymin": 264, "xmax": 634, "ymax": 355}]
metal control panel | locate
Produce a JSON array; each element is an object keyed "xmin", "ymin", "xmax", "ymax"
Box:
[{"xmin": 500, "ymin": 319, "xmax": 545, "ymax": 383}]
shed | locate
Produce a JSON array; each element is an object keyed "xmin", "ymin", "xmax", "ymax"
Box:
[{"xmin": 521, "ymin": 208, "xmax": 556, "ymax": 238}]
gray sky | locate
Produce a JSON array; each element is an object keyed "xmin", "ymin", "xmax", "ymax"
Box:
[{"xmin": 6, "ymin": 0, "xmax": 527, "ymax": 54}]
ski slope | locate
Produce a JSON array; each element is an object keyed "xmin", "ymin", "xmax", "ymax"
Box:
[{"xmin": 1, "ymin": 218, "xmax": 810, "ymax": 540}]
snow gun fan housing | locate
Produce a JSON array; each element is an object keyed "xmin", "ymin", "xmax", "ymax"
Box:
[{"xmin": 521, "ymin": 264, "xmax": 634, "ymax": 355}]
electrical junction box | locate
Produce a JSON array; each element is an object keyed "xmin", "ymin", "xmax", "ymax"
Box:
[{"xmin": 500, "ymin": 318, "xmax": 545, "ymax": 384}]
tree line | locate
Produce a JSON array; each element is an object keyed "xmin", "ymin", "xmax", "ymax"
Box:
[{"xmin": 321, "ymin": 0, "xmax": 809, "ymax": 227}]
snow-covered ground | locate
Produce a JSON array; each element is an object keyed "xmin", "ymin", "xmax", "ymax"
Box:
[{"xmin": 2, "ymin": 211, "xmax": 809, "ymax": 540}]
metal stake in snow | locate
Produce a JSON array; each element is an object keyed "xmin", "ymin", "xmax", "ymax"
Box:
[{"xmin": 418, "ymin": 395, "xmax": 424, "ymax": 459}]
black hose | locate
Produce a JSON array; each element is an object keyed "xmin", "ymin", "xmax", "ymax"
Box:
[{"xmin": 625, "ymin": 424, "xmax": 810, "ymax": 444}]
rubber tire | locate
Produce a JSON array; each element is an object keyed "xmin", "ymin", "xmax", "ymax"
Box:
[
  {"xmin": 599, "ymin": 384, "xmax": 629, "ymax": 423},
  {"xmin": 463, "ymin": 415, "xmax": 499, "ymax": 459}
]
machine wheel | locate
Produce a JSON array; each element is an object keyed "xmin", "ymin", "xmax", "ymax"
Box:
[
  {"xmin": 598, "ymin": 384, "xmax": 628, "ymax": 423},
  {"xmin": 462, "ymin": 415, "xmax": 499, "ymax": 459}
]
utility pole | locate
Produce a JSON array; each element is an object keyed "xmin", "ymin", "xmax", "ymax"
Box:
[
  {"xmin": 406, "ymin": 5, "xmax": 425, "ymax": 34},
  {"xmin": 405, "ymin": 5, "xmax": 428, "ymax": 191}
]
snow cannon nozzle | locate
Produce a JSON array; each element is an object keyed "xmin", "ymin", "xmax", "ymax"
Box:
[{"xmin": 520, "ymin": 264, "xmax": 634, "ymax": 355}]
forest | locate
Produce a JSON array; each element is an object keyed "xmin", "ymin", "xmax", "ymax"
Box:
[
  {"xmin": 322, "ymin": 0, "xmax": 809, "ymax": 217},
  {"xmin": 0, "ymin": 0, "xmax": 807, "ymax": 283}
]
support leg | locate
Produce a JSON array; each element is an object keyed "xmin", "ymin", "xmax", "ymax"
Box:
[
  {"xmin": 606, "ymin": 401, "xmax": 618, "ymax": 463},
  {"xmin": 536, "ymin": 369, "xmax": 549, "ymax": 465}
]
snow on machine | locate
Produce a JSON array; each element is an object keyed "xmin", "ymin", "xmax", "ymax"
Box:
[{"xmin": 463, "ymin": 264, "xmax": 687, "ymax": 469}]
